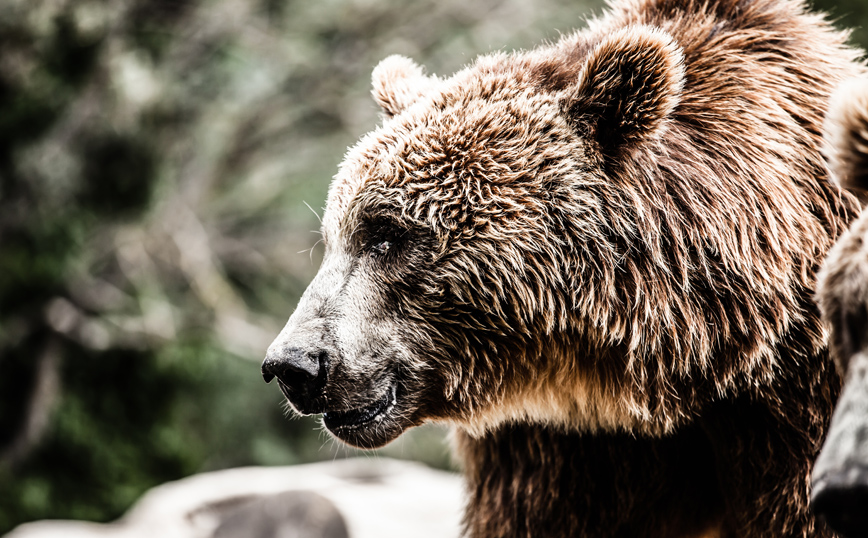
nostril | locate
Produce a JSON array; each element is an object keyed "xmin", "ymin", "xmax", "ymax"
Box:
[
  {"xmin": 282, "ymin": 347, "xmax": 321, "ymax": 378},
  {"xmin": 261, "ymin": 347, "xmax": 325, "ymax": 388}
]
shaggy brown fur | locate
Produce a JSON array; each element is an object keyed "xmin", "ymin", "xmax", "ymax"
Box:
[{"xmin": 263, "ymin": 0, "xmax": 865, "ymax": 536}]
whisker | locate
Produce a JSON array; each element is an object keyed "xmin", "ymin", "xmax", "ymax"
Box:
[{"xmin": 304, "ymin": 201, "xmax": 323, "ymax": 224}]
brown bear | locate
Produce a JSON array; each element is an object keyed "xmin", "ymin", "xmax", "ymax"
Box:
[
  {"xmin": 261, "ymin": 0, "xmax": 864, "ymax": 536},
  {"xmin": 811, "ymin": 79, "xmax": 868, "ymax": 538}
]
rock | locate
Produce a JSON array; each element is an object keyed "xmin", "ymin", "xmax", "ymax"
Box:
[
  {"xmin": 211, "ymin": 491, "xmax": 349, "ymax": 538},
  {"xmin": 4, "ymin": 459, "xmax": 462, "ymax": 538}
]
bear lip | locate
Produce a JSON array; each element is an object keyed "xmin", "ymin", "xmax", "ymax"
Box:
[{"xmin": 322, "ymin": 384, "xmax": 397, "ymax": 431}]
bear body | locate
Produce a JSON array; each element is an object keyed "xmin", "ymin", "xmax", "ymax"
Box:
[
  {"xmin": 262, "ymin": 0, "xmax": 864, "ymax": 536},
  {"xmin": 811, "ymin": 80, "xmax": 868, "ymax": 538}
]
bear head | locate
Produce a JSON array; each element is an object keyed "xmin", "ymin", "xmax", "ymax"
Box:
[{"xmin": 262, "ymin": 25, "xmax": 685, "ymax": 449}]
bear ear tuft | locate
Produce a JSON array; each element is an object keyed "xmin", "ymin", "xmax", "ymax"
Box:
[
  {"xmin": 824, "ymin": 78, "xmax": 868, "ymax": 194},
  {"xmin": 564, "ymin": 25, "xmax": 684, "ymax": 158},
  {"xmin": 372, "ymin": 55, "xmax": 435, "ymax": 118}
]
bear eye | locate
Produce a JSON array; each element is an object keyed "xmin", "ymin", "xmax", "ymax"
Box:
[
  {"xmin": 370, "ymin": 240, "xmax": 392, "ymax": 258},
  {"xmin": 356, "ymin": 216, "xmax": 415, "ymax": 261}
]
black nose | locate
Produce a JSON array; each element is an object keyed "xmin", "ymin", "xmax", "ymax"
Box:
[
  {"xmin": 261, "ymin": 347, "xmax": 328, "ymax": 413},
  {"xmin": 812, "ymin": 470, "xmax": 868, "ymax": 538}
]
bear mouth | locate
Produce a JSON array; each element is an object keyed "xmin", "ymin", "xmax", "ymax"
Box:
[{"xmin": 322, "ymin": 384, "xmax": 397, "ymax": 432}]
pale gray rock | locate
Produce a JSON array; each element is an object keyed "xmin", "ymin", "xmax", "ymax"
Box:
[{"xmin": 4, "ymin": 459, "xmax": 462, "ymax": 538}]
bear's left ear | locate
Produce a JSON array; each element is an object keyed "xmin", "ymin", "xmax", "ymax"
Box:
[
  {"xmin": 372, "ymin": 55, "xmax": 436, "ymax": 118},
  {"xmin": 564, "ymin": 25, "xmax": 685, "ymax": 158}
]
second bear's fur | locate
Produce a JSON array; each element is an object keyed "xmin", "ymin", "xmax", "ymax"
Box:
[{"xmin": 811, "ymin": 79, "xmax": 868, "ymax": 538}]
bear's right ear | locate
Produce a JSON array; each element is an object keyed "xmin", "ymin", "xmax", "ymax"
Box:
[
  {"xmin": 824, "ymin": 78, "xmax": 868, "ymax": 195},
  {"xmin": 564, "ymin": 25, "xmax": 684, "ymax": 159},
  {"xmin": 372, "ymin": 55, "xmax": 435, "ymax": 118}
]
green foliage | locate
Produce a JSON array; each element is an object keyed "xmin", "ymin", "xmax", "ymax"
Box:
[
  {"xmin": 812, "ymin": 0, "xmax": 868, "ymax": 49},
  {"xmin": 1, "ymin": 346, "xmax": 197, "ymax": 528},
  {"xmin": 0, "ymin": 339, "xmax": 329, "ymax": 531}
]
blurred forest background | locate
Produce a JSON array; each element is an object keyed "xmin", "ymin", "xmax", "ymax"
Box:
[{"xmin": 1, "ymin": 0, "xmax": 867, "ymax": 533}]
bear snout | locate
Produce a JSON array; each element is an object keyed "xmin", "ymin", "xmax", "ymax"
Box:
[
  {"xmin": 261, "ymin": 346, "xmax": 329, "ymax": 415},
  {"xmin": 812, "ymin": 470, "xmax": 868, "ymax": 538},
  {"xmin": 811, "ymin": 351, "xmax": 868, "ymax": 538}
]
